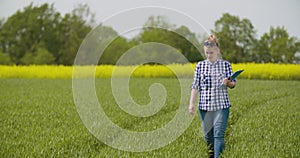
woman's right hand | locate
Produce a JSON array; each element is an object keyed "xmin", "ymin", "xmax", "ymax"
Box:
[
  {"xmin": 189, "ymin": 103, "xmax": 195, "ymax": 115},
  {"xmin": 189, "ymin": 89, "xmax": 198, "ymax": 116}
]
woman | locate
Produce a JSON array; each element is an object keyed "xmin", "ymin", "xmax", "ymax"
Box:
[{"xmin": 189, "ymin": 34, "xmax": 236, "ymax": 158}]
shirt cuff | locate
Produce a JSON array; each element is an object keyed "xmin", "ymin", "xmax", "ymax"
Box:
[{"xmin": 190, "ymin": 85, "xmax": 200, "ymax": 90}]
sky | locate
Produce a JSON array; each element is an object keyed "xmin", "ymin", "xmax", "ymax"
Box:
[{"xmin": 0, "ymin": 0, "xmax": 300, "ymax": 39}]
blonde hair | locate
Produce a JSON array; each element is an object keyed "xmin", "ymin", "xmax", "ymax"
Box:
[{"xmin": 207, "ymin": 34, "xmax": 219, "ymax": 47}]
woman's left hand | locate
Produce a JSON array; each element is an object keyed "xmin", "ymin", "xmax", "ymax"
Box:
[
  {"xmin": 223, "ymin": 78, "xmax": 230, "ymax": 85},
  {"xmin": 223, "ymin": 78, "xmax": 235, "ymax": 88}
]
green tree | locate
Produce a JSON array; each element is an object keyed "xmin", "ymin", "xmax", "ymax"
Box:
[
  {"xmin": 257, "ymin": 26, "xmax": 300, "ymax": 63},
  {"xmin": 75, "ymin": 24, "xmax": 120, "ymax": 65},
  {"xmin": 138, "ymin": 16, "xmax": 201, "ymax": 63},
  {"xmin": 143, "ymin": 16, "xmax": 176, "ymax": 30},
  {"xmin": 0, "ymin": 3, "xmax": 94, "ymax": 65},
  {"xmin": 0, "ymin": 3, "xmax": 61, "ymax": 64},
  {"xmin": 212, "ymin": 13, "xmax": 257, "ymax": 63},
  {"xmin": 57, "ymin": 4, "xmax": 93, "ymax": 65},
  {"xmin": 0, "ymin": 51, "xmax": 12, "ymax": 65},
  {"xmin": 173, "ymin": 26, "xmax": 203, "ymax": 62},
  {"xmin": 99, "ymin": 36, "xmax": 131, "ymax": 65},
  {"xmin": 20, "ymin": 47, "xmax": 55, "ymax": 65}
]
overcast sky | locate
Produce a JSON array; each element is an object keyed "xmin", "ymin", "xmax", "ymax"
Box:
[{"xmin": 1, "ymin": 0, "xmax": 300, "ymax": 38}]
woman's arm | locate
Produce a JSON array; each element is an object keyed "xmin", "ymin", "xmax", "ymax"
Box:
[
  {"xmin": 189, "ymin": 88, "xmax": 199, "ymax": 115},
  {"xmin": 225, "ymin": 62, "xmax": 236, "ymax": 89}
]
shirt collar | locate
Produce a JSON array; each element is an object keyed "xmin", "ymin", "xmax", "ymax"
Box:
[{"xmin": 206, "ymin": 59, "xmax": 220, "ymax": 65}]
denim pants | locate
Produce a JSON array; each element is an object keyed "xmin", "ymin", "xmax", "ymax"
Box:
[{"xmin": 199, "ymin": 108, "xmax": 229, "ymax": 158}]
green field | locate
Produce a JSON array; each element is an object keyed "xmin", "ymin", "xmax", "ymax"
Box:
[{"xmin": 0, "ymin": 78, "xmax": 299, "ymax": 157}]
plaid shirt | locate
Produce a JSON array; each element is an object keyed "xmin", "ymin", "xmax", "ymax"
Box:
[{"xmin": 191, "ymin": 59, "xmax": 235, "ymax": 111}]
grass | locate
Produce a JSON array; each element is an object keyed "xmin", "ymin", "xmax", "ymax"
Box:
[{"xmin": 0, "ymin": 78, "xmax": 299, "ymax": 157}]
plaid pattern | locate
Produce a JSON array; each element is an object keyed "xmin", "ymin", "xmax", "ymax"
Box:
[{"xmin": 191, "ymin": 59, "xmax": 235, "ymax": 111}]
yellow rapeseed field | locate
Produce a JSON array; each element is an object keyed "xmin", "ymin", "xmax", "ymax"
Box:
[
  {"xmin": 0, "ymin": 63, "xmax": 299, "ymax": 80},
  {"xmin": 231, "ymin": 63, "xmax": 300, "ymax": 80}
]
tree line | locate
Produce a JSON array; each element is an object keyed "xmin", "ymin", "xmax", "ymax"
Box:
[{"xmin": 0, "ymin": 3, "xmax": 299, "ymax": 65}]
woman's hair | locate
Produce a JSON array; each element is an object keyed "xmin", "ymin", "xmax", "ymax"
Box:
[
  {"xmin": 207, "ymin": 34, "xmax": 219, "ymax": 47},
  {"xmin": 206, "ymin": 34, "xmax": 221, "ymax": 58}
]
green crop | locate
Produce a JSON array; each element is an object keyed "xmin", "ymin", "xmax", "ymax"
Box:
[{"xmin": 0, "ymin": 79, "xmax": 299, "ymax": 157}]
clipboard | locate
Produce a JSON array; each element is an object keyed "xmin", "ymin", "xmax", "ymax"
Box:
[{"xmin": 228, "ymin": 69, "xmax": 244, "ymax": 81}]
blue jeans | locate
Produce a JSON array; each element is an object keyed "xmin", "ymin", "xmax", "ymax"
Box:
[{"xmin": 199, "ymin": 108, "xmax": 229, "ymax": 158}]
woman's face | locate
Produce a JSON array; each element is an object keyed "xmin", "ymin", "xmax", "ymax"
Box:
[{"xmin": 203, "ymin": 41, "xmax": 219, "ymax": 62}]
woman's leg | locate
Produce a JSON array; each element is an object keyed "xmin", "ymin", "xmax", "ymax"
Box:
[
  {"xmin": 213, "ymin": 108, "xmax": 230, "ymax": 158},
  {"xmin": 199, "ymin": 109, "xmax": 214, "ymax": 157}
]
